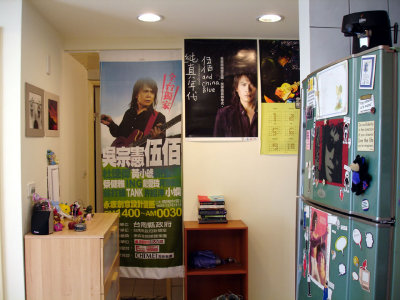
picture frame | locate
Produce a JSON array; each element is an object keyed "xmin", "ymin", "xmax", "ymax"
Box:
[
  {"xmin": 316, "ymin": 60, "xmax": 348, "ymax": 119},
  {"xmin": 44, "ymin": 91, "xmax": 60, "ymax": 137},
  {"xmin": 25, "ymin": 82, "xmax": 45, "ymax": 137},
  {"xmin": 313, "ymin": 118, "xmax": 349, "ymax": 186}
]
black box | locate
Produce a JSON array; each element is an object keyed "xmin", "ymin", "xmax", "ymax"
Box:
[{"xmin": 31, "ymin": 210, "xmax": 54, "ymax": 235}]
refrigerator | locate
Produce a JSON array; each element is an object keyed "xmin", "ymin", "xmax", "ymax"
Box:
[{"xmin": 295, "ymin": 46, "xmax": 400, "ymax": 300}]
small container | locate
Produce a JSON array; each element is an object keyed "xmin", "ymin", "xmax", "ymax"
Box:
[{"xmin": 74, "ymin": 223, "xmax": 87, "ymax": 232}]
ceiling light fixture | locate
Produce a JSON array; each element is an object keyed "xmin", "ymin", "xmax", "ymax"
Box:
[
  {"xmin": 138, "ymin": 13, "xmax": 162, "ymax": 22},
  {"xmin": 257, "ymin": 14, "xmax": 282, "ymax": 23}
]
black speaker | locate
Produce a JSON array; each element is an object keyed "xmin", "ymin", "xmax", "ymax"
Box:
[{"xmin": 31, "ymin": 210, "xmax": 54, "ymax": 235}]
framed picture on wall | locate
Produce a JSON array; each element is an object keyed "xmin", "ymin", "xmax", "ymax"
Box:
[
  {"xmin": 44, "ymin": 91, "xmax": 60, "ymax": 137},
  {"xmin": 25, "ymin": 82, "xmax": 45, "ymax": 137}
]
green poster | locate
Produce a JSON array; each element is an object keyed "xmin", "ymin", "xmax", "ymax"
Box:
[{"xmin": 100, "ymin": 53, "xmax": 183, "ymax": 278}]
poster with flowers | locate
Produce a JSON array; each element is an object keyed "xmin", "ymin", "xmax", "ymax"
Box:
[{"xmin": 259, "ymin": 40, "xmax": 300, "ymax": 154}]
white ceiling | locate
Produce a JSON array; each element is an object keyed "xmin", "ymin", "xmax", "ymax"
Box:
[{"xmin": 29, "ymin": 0, "xmax": 299, "ymax": 41}]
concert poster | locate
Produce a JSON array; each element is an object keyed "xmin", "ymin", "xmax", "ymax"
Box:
[
  {"xmin": 259, "ymin": 40, "xmax": 300, "ymax": 154},
  {"xmin": 184, "ymin": 39, "xmax": 258, "ymax": 139},
  {"xmin": 100, "ymin": 51, "xmax": 183, "ymax": 279}
]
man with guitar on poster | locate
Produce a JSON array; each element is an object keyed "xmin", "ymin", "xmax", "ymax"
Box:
[{"xmin": 101, "ymin": 78, "xmax": 166, "ymax": 147}]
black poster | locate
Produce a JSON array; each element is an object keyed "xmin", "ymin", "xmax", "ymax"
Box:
[
  {"xmin": 184, "ymin": 39, "xmax": 258, "ymax": 138},
  {"xmin": 259, "ymin": 40, "xmax": 300, "ymax": 103}
]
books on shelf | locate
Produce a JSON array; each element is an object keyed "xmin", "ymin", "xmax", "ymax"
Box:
[
  {"xmin": 199, "ymin": 204, "xmax": 225, "ymax": 209},
  {"xmin": 198, "ymin": 195, "xmax": 225, "ymax": 202},
  {"xmin": 198, "ymin": 218, "xmax": 228, "ymax": 224},
  {"xmin": 198, "ymin": 208, "xmax": 227, "ymax": 215},
  {"xmin": 198, "ymin": 215, "xmax": 227, "ymax": 224},
  {"xmin": 198, "ymin": 195, "xmax": 227, "ymax": 224}
]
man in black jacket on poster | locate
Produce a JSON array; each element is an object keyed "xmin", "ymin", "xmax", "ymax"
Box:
[{"xmin": 101, "ymin": 77, "xmax": 166, "ymax": 147}]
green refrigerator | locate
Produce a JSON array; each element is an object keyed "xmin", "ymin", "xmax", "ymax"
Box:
[{"xmin": 296, "ymin": 46, "xmax": 400, "ymax": 300}]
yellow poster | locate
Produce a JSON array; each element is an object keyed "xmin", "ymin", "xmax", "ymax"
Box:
[{"xmin": 261, "ymin": 103, "xmax": 300, "ymax": 154}]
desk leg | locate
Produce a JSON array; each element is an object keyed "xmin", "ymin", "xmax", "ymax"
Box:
[{"xmin": 166, "ymin": 278, "xmax": 172, "ymax": 300}]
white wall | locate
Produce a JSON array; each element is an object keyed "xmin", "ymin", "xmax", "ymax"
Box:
[
  {"xmin": 0, "ymin": 0, "xmax": 93, "ymax": 297},
  {"xmin": 0, "ymin": 27, "xmax": 3, "ymax": 300},
  {"xmin": 7, "ymin": 0, "xmax": 376, "ymax": 299},
  {"xmin": 65, "ymin": 31, "xmax": 302, "ymax": 300},
  {"xmin": 98, "ymin": 45, "xmax": 298, "ymax": 299},
  {"xmin": 9, "ymin": 0, "xmax": 400, "ymax": 299},
  {"xmin": 21, "ymin": 0, "xmax": 90, "ymax": 235},
  {"xmin": 0, "ymin": 1, "xmax": 24, "ymax": 299},
  {"xmin": 59, "ymin": 53, "xmax": 90, "ymax": 209},
  {"xmin": 19, "ymin": 8, "xmax": 300, "ymax": 300},
  {"xmin": 21, "ymin": 0, "xmax": 64, "ymax": 233},
  {"xmin": 12, "ymin": 1, "xmax": 400, "ymax": 299},
  {"xmin": 183, "ymin": 142, "xmax": 298, "ymax": 299},
  {"xmin": 19, "ymin": 2, "xmax": 89, "ymax": 299}
]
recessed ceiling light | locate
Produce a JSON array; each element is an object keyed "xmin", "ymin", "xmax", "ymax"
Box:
[
  {"xmin": 138, "ymin": 13, "xmax": 162, "ymax": 22},
  {"xmin": 257, "ymin": 14, "xmax": 282, "ymax": 23}
]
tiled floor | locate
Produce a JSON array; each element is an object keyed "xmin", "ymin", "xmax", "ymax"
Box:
[{"xmin": 120, "ymin": 277, "xmax": 183, "ymax": 300}]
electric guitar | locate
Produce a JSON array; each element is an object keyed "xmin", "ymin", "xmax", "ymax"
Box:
[{"xmin": 111, "ymin": 114, "xmax": 182, "ymax": 147}]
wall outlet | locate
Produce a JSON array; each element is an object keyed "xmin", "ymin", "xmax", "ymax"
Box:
[{"xmin": 27, "ymin": 182, "xmax": 36, "ymax": 200}]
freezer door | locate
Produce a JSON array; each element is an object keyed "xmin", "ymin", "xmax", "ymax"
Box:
[
  {"xmin": 300, "ymin": 59, "xmax": 354, "ymax": 212},
  {"xmin": 299, "ymin": 79, "xmax": 315, "ymax": 201},
  {"xmin": 301, "ymin": 47, "xmax": 397, "ymax": 221},
  {"xmin": 347, "ymin": 217, "xmax": 393, "ymax": 300},
  {"xmin": 296, "ymin": 202, "xmax": 351, "ymax": 300},
  {"xmin": 349, "ymin": 47, "xmax": 397, "ymax": 221}
]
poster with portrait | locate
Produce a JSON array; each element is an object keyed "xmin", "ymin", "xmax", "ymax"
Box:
[
  {"xmin": 309, "ymin": 207, "xmax": 331, "ymax": 289},
  {"xmin": 100, "ymin": 50, "xmax": 183, "ymax": 279},
  {"xmin": 313, "ymin": 118, "xmax": 349, "ymax": 186},
  {"xmin": 259, "ymin": 40, "xmax": 300, "ymax": 154},
  {"xmin": 184, "ymin": 39, "xmax": 258, "ymax": 140}
]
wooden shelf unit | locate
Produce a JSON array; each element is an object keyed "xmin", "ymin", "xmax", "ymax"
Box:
[
  {"xmin": 184, "ymin": 220, "xmax": 248, "ymax": 300},
  {"xmin": 25, "ymin": 213, "xmax": 120, "ymax": 300}
]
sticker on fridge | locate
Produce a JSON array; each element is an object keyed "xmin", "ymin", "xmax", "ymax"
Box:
[
  {"xmin": 335, "ymin": 236, "xmax": 347, "ymax": 254},
  {"xmin": 316, "ymin": 60, "xmax": 348, "ymax": 119},
  {"xmin": 359, "ymin": 259, "xmax": 371, "ymax": 292},
  {"xmin": 359, "ymin": 55, "xmax": 376, "ymax": 90},
  {"xmin": 358, "ymin": 94, "xmax": 375, "ymax": 114},
  {"xmin": 309, "ymin": 207, "xmax": 331, "ymax": 289},
  {"xmin": 357, "ymin": 121, "xmax": 375, "ymax": 152},
  {"xmin": 313, "ymin": 119, "xmax": 349, "ymax": 186}
]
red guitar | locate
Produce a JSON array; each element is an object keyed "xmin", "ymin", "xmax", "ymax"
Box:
[{"xmin": 111, "ymin": 114, "xmax": 181, "ymax": 147}]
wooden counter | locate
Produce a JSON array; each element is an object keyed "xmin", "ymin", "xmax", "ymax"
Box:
[{"xmin": 25, "ymin": 213, "xmax": 120, "ymax": 300}]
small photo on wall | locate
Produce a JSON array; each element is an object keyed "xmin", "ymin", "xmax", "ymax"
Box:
[
  {"xmin": 25, "ymin": 82, "xmax": 44, "ymax": 137},
  {"xmin": 44, "ymin": 91, "xmax": 60, "ymax": 137}
]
